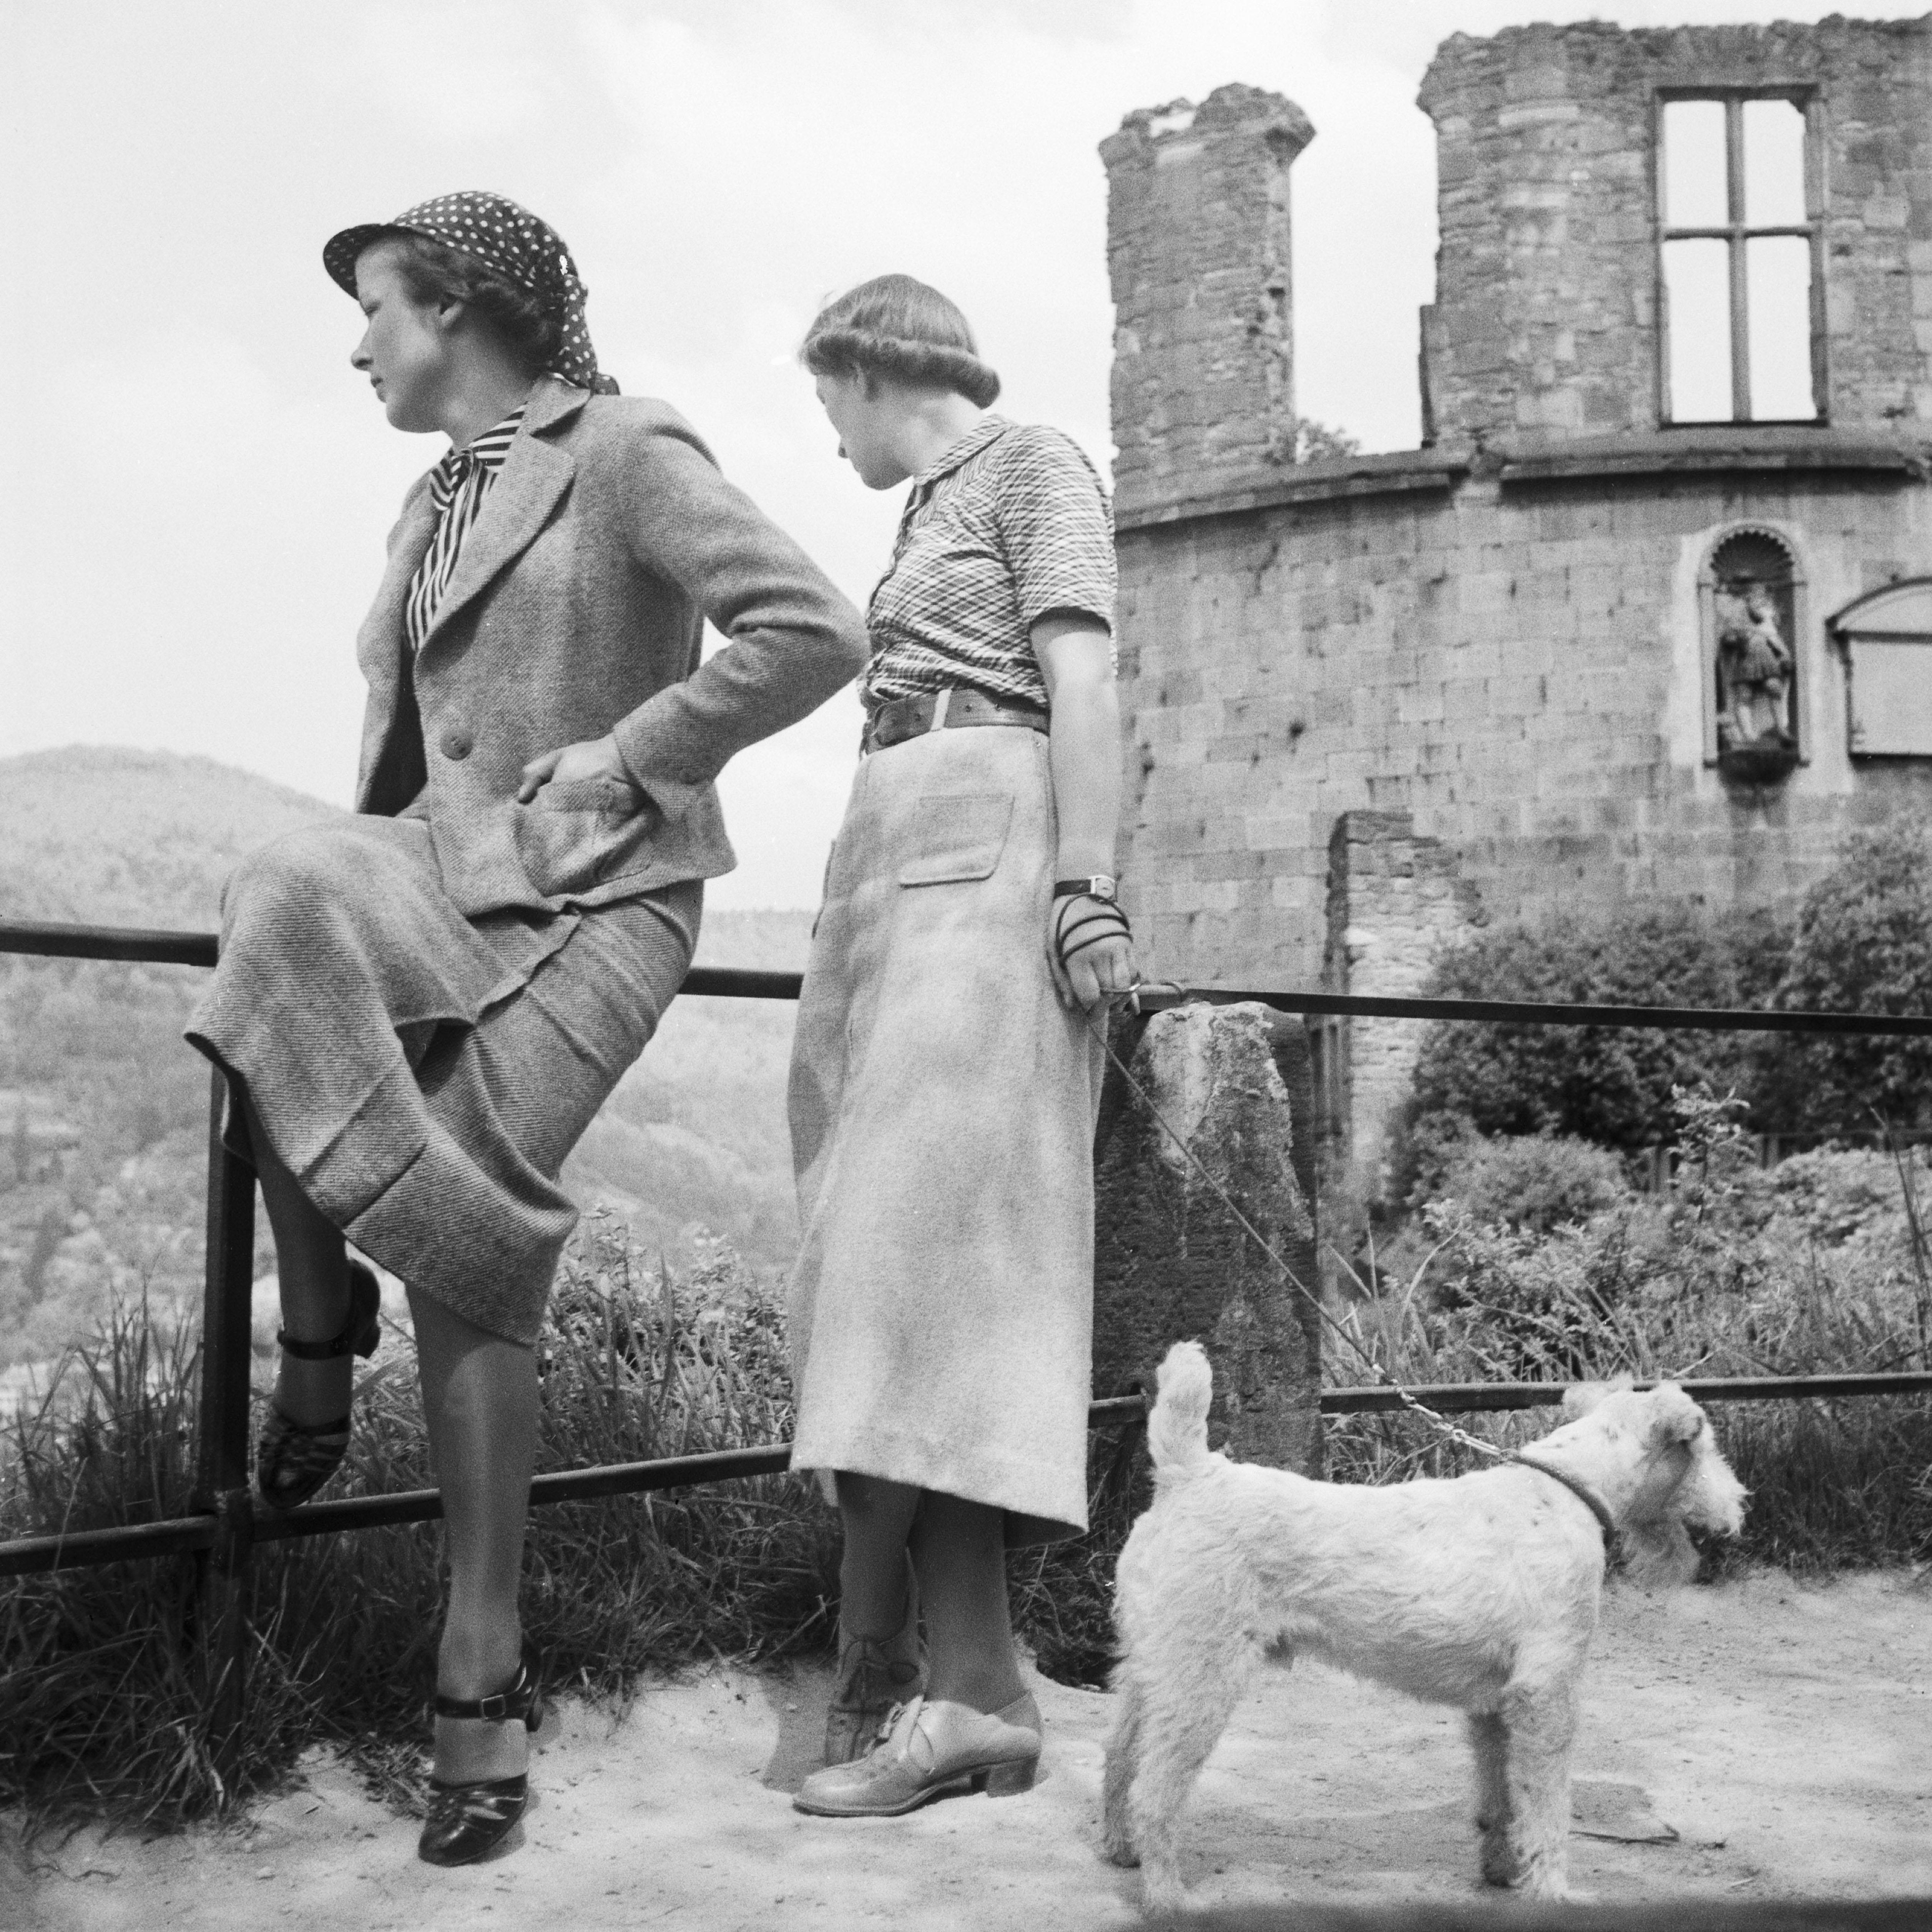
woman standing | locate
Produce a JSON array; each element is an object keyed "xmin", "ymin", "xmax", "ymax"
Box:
[
  {"xmin": 785, "ymin": 276, "xmax": 1136, "ymax": 1816},
  {"xmin": 187, "ymin": 193, "xmax": 866, "ymax": 1864}
]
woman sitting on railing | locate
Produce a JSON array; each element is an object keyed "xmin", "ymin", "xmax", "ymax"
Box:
[
  {"xmin": 783, "ymin": 276, "xmax": 1137, "ymax": 1815},
  {"xmin": 185, "ymin": 192, "xmax": 865, "ymax": 1867}
]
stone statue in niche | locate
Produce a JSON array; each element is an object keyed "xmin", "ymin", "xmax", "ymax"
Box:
[
  {"xmin": 1706, "ymin": 525, "xmax": 1801, "ymax": 781},
  {"xmin": 1715, "ymin": 582, "xmax": 1793, "ymax": 751}
]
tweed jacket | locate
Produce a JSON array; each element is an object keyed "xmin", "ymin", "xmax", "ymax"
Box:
[{"xmin": 356, "ymin": 375, "xmax": 868, "ymax": 917}]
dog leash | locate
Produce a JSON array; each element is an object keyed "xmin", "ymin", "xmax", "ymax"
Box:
[{"xmin": 1087, "ymin": 988, "xmax": 1625, "ymax": 1564}]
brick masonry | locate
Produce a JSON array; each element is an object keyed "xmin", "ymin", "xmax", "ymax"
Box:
[{"xmin": 1102, "ymin": 20, "xmax": 1932, "ymax": 1203}]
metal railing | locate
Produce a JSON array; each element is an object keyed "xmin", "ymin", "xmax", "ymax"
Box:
[{"xmin": 5, "ymin": 913, "xmax": 1932, "ymax": 1737}]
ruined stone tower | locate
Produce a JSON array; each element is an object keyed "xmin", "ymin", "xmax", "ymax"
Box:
[
  {"xmin": 1103, "ymin": 18, "xmax": 1932, "ymax": 1203},
  {"xmin": 1101, "ymin": 85, "xmax": 1316, "ymax": 520}
]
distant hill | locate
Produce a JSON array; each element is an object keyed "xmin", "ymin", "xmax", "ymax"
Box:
[
  {"xmin": 0, "ymin": 748, "xmax": 811, "ymax": 1366},
  {"xmin": 0, "ymin": 746, "xmax": 339, "ymax": 929}
]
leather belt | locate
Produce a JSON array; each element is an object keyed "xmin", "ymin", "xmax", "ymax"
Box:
[{"xmin": 862, "ymin": 687, "xmax": 1051, "ymax": 754}]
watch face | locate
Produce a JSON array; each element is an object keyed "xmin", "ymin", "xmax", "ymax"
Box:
[{"xmin": 1090, "ymin": 875, "xmax": 1117, "ymax": 903}]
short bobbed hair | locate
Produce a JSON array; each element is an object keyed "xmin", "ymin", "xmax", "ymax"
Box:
[
  {"xmin": 801, "ymin": 274, "xmax": 1001, "ymax": 409},
  {"xmin": 369, "ymin": 232, "xmax": 563, "ymax": 379}
]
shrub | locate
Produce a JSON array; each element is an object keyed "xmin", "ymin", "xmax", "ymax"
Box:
[
  {"xmin": 1327, "ymin": 1090, "xmax": 1932, "ymax": 1567},
  {"xmin": 1769, "ymin": 1146, "xmax": 1926, "ymax": 1251},
  {"xmin": 1401, "ymin": 817, "xmax": 1932, "ymax": 1167},
  {"xmin": 1397, "ymin": 903, "xmax": 1789, "ymax": 1176},
  {"xmin": 1292, "ymin": 417, "xmax": 1362, "ymax": 463},
  {"xmin": 1432, "ymin": 1132, "xmax": 1633, "ymax": 1234},
  {"xmin": 1762, "ymin": 816, "xmax": 1932, "ymax": 1133}
]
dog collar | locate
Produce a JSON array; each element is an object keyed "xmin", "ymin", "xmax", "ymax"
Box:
[{"xmin": 1511, "ymin": 1452, "xmax": 1623, "ymax": 1565}]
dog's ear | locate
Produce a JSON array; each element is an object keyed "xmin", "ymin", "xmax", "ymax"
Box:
[
  {"xmin": 1560, "ymin": 1382, "xmax": 1611, "ymax": 1420},
  {"xmin": 1646, "ymin": 1385, "xmax": 1707, "ymax": 1446}
]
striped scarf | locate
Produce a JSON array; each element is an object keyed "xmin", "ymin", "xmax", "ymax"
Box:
[{"xmin": 404, "ymin": 408, "xmax": 526, "ymax": 653}]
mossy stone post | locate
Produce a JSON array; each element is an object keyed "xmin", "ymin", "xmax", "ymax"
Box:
[{"xmin": 1093, "ymin": 1001, "xmax": 1322, "ymax": 1475}]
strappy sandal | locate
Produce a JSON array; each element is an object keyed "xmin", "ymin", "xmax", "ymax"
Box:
[
  {"xmin": 419, "ymin": 1642, "xmax": 546, "ymax": 1868},
  {"xmin": 255, "ymin": 1259, "xmax": 382, "ymax": 1512}
]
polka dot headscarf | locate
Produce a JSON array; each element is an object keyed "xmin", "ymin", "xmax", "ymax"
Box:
[{"xmin": 324, "ymin": 191, "xmax": 616, "ymax": 394}]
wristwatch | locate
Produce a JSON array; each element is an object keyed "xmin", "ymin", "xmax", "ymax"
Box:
[{"xmin": 1052, "ymin": 874, "xmax": 1118, "ymax": 903}]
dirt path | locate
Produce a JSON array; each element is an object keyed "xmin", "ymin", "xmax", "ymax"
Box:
[{"xmin": 5, "ymin": 1572, "xmax": 1929, "ymax": 1931}]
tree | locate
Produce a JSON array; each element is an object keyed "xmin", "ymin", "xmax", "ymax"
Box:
[
  {"xmin": 1763, "ymin": 817, "xmax": 1932, "ymax": 1132},
  {"xmin": 1395, "ymin": 902, "xmax": 1788, "ymax": 1197}
]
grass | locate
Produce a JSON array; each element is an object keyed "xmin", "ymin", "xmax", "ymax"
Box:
[
  {"xmin": 6, "ymin": 1105, "xmax": 1930, "ymax": 1834},
  {"xmin": 0, "ymin": 1219, "xmax": 842, "ymax": 1833}
]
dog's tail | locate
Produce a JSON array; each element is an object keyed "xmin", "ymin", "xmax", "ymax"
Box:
[{"xmin": 1146, "ymin": 1341, "xmax": 1215, "ymax": 1483}]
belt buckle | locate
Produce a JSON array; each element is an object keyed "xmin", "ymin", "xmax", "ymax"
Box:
[{"xmin": 928, "ymin": 689, "xmax": 953, "ymax": 733}]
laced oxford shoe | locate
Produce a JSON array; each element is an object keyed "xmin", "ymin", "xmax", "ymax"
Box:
[
  {"xmin": 825, "ymin": 1557, "xmax": 927, "ymax": 1766},
  {"xmin": 793, "ymin": 1691, "xmax": 1042, "ymax": 1817}
]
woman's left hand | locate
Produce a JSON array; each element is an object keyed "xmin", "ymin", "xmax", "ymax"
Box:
[
  {"xmin": 1048, "ymin": 896, "xmax": 1138, "ymax": 1014},
  {"xmin": 517, "ymin": 734, "xmax": 629, "ymax": 802}
]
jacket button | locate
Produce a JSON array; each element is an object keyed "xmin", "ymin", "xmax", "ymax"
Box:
[{"xmin": 440, "ymin": 729, "xmax": 473, "ymax": 761}]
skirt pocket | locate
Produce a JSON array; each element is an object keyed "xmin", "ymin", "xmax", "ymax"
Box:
[{"xmin": 896, "ymin": 792, "xmax": 1014, "ymax": 887}]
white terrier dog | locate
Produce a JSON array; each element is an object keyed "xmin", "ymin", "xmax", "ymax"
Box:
[{"xmin": 1102, "ymin": 1342, "xmax": 1746, "ymax": 1913}]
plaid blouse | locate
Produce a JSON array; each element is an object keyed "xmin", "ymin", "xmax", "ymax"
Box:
[
  {"xmin": 404, "ymin": 407, "xmax": 526, "ymax": 653},
  {"xmin": 862, "ymin": 416, "xmax": 1116, "ymax": 713}
]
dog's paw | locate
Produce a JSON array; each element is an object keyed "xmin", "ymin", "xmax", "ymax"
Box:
[
  {"xmin": 1513, "ymin": 1859, "xmax": 1573, "ymax": 1900},
  {"xmin": 1140, "ymin": 1872, "xmax": 1188, "ymax": 1917},
  {"xmin": 1479, "ymin": 1848, "xmax": 1522, "ymax": 1888}
]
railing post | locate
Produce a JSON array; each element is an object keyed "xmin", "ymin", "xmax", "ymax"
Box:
[{"xmin": 193, "ymin": 1068, "xmax": 257, "ymax": 1762}]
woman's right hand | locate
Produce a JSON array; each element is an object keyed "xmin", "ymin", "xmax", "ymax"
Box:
[{"xmin": 517, "ymin": 734, "xmax": 629, "ymax": 802}]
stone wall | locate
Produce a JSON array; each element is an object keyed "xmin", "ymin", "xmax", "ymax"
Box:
[
  {"xmin": 1418, "ymin": 18, "xmax": 1932, "ymax": 444},
  {"xmin": 1117, "ymin": 461, "xmax": 1932, "ymax": 998},
  {"xmin": 1100, "ymin": 20, "xmax": 1932, "ymax": 1202},
  {"xmin": 1101, "ymin": 85, "xmax": 1315, "ymax": 522},
  {"xmin": 1322, "ymin": 812, "xmax": 1484, "ymax": 1194}
]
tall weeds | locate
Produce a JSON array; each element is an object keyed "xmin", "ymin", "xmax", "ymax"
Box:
[
  {"xmin": 0, "ymin": 1221, "xmax": 840, "ymax": 1831},
  {"xmin": 0, "ymin": 1299, "xmax": 314, "ymax": 1825}
]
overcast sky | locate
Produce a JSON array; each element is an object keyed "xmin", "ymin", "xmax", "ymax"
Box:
[{"xmin": 4, "ymin": 0, "xmax": 1924, "ymax": 906}]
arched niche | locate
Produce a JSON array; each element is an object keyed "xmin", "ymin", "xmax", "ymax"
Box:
[
  {"xmin": 1698, "ymin": 524, "xmax": 1806, "ymax": 782},
  {"xmin": 1829, "ymin": 577, "xmax": 1932, "ymax": 758}
]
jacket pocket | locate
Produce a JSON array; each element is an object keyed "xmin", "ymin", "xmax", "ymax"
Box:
[
  {"xmin": 515, "ymin": 775, "xmax": 643, "ymax": 897},
  {"xmin": 897, "ymin": 793, "xmax": 1013, "ymax": 887}
]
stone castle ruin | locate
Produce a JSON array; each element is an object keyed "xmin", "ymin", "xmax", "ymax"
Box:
[{"xmin": 1102, "ymin": 17, "xmax": 1932, "ymax": 1199}]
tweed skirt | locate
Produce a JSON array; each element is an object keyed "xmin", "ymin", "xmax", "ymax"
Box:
[
  {"xmin": 186, "ymin": 813, "xmax": 697, "ymax": 1345},
  {"xmin": 786, "ymin": 725, "xmax": 1104, "ymax": 1544}
]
